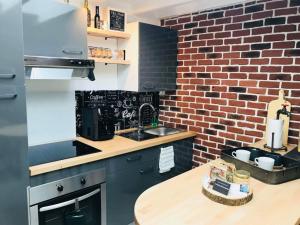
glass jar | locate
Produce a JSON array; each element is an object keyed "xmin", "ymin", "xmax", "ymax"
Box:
[{"xmin": 233, "ymin": 170, "xmax": 250, "ymax": 185}]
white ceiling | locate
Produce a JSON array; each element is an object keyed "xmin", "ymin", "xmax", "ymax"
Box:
[{"xmin": 89, "ymin": 0, "xmax": 245, "ymax": 24}]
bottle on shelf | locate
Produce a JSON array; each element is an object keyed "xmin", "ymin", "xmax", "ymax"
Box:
[
  {"xmin": 84, "ymin": 0, "xmax": 91, "ymax": 27},
  {"xmin": 94, "ymin": 6, "xmax": 101, "ymax": 29}
]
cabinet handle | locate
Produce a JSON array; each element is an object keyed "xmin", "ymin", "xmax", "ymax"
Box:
[
  {"xmin": 139, "ymin": 166, "xmax": 154, "ymax": 175},
  {"xmin": 0, "ymin": 93, "xmax": 17, "ymax": 100},
  {"xmin": 126, "ymin": 155, "xmax": 142, "ymax": 162},
  {"xmin": 62, "ymin": 49, "xmax": 83, "ymax": 55},
  {"xmin": 0, "ymin": 74, "xmax": 15, "ymax": 79}
]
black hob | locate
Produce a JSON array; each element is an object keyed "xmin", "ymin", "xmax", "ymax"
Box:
[{"xmin": 28, "ymin": 140, "xmax": 101, "ymax": 166}]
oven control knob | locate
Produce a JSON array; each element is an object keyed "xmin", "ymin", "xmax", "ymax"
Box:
[
  {"xmin": 57, "ymin": 185, "xmax": 64, "ymax": 192},
  {"xmin": 80, "ymin": 178, "xmax": 86, "ymax": 185}
]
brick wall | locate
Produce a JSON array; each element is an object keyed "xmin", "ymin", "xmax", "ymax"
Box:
[{"xmin": 160, "ymin": 0, "xmax": 300, "ymax": 166}]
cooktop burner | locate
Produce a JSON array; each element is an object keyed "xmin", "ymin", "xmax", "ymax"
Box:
[{"xmin": 28, "ymin": 140, "xmax": 100, "ymax": 166}]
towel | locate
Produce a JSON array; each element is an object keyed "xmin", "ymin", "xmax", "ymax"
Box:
[{"xmin": 159, "ymin": 146, "xmax": 175, "ymax": 173}]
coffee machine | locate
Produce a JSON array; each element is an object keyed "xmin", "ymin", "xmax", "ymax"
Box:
[{"xmin": 81, "ymin": 107, "xmax": 115, "ymax": 141}]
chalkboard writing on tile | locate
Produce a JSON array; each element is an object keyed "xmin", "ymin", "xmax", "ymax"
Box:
[{"xmin": 75, "ymin": 91, "xmax": 159, "ymax": 135}]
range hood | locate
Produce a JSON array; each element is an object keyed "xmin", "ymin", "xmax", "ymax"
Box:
[
  {"xmin": 24, "ymin": 56, "xmax": 95, "ymax": 81},
  {"xmin": 22, "ymin": 0, "xmax": 95, "ymax": 81}
]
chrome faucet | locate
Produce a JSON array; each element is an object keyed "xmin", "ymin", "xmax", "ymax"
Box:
[{"xmin": 138, "ymin": 103, "xmax": 156, "ymax": 135}]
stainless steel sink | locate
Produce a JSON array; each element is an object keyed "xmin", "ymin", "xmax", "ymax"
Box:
[{"xmin": 144, "ymin": 127, "xmax": 181, "ymax": 136}]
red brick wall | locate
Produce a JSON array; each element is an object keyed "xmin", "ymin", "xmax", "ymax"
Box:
[{"xmin": 160, "ymin": 0, "xmax": 300, "ymax": 166}]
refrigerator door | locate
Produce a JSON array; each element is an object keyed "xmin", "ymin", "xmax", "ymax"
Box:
[{"xmin": 0, "ymin": 1, "xmax": 29, "ymax": 225}]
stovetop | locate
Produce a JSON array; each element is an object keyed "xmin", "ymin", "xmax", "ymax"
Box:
[{"xmin": 28, "ymin": 140, "xmax": 101, "ymax": 166}]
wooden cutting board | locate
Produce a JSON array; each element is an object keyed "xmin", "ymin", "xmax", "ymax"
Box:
[{"xmin": 265, "ymin": 90, "xmax": 291, "ymax": 146}]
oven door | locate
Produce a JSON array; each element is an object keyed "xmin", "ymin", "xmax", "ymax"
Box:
[{"xmin": 30, "ymin": 184, "xmax": 106, "ymax": 225}]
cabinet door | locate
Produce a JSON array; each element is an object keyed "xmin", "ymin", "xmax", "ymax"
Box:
[
  {"xmin": 0, "ymin": 1, "xmax": 29, "ymax": 225},
  {"xmin": 139, "ymin": 22, "xmax": 178, "ymax": 92},
  {"xmin": 22, "ymin": 0, "xmax": 87, "ymax": 58},
  {"xmin": 107, "ymin": 151, "xmax": 160, "ymax": 225}
]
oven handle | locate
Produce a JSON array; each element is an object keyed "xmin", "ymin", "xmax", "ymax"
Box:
[{"xmin": 39, "ymin": 188, "xmax": 100, "ymax": 212}]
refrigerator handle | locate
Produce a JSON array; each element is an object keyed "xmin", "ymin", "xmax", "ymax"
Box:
[
  {"xmin": 0, "ymin": 74, "xmax": 16, "ymax": 79},
  {"xmin": 0, "ymin": 93, "xmax": 17, "ymax": 100}
]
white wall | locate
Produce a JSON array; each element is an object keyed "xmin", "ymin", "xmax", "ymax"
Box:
[
  {"xmin": 26, "ymin": 66, "xmax": 118, "ymax": 146},
  {"xmin": 26, "ymin": 34, "xmax": 122, "ymax": 146}
]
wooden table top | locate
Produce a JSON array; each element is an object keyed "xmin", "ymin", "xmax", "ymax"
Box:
[
  {"xmin": 135, "ymin": 159, "xmax": 300, "ymax": 225},
  {"xmin": 29, "ymin": 131, "xmax": 197, "ymax": 176}
]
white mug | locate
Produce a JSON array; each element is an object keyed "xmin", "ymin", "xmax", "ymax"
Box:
[
  {"xmin": 255, "ymin": 157, "xmax": 275, "ymax": 171},
  {"xmin": 232, "ymin": 150, "xmax": 251, "ymax": 162}
]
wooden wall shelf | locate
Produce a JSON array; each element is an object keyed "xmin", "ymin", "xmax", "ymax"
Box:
[
  {"xmin": 87, "ymin": 27, "xmax": 131, "ymax": 39},
  {"xmin": 90, "ymin": 58, "xmax": 130, "ymax": 65}
]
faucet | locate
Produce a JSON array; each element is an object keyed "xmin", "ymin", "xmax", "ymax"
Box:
[
  {"xmin": 276, "ymin": 104, "xmax": 291, "ymax": 120},
  {"xmin": 138, "ymin": 103, "xmax": 156, "ymax": 135}
]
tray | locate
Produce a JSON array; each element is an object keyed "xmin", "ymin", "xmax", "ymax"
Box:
[
  {"xmin": 221, "ymin": 147, "xmax": 300, "ymax": 185},
  {"xmin": 201, "ymin": 176, "xmax": 253, "ymax": 206},
  {"xmin": 202, "ymin": 186, "xmax": 253, "ymax": 206}
]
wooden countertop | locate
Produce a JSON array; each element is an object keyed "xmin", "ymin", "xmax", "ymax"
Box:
[
  {"xmin": 135, "ymin": 159, "xmax": 300, "ymax": 225},
  {"xmin": 29, "ymin": 131, "xmax": 197, "ymax": 176}
]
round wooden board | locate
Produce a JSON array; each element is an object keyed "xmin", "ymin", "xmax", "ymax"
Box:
[{"xmin": 202, "ymin": 186, "xmax": 253, "ymax": 206}]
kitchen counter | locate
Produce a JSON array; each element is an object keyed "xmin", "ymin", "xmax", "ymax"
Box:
[
  {"xmin": 134, "ymin": 159, "xmax": 300, "ymax": 225},
  {"xmin": 29, "ymin": 131, "xmax": 197, "ymax": 176}
]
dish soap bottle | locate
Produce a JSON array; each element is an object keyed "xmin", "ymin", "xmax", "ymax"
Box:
[{"xmin": 84, "ymin": 0, "xmax": 91, "ymax": 27}]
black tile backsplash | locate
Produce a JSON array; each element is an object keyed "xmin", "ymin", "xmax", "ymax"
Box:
[{"xmin": 75, "ymin": 91, "xmax": 159, "ymax": 134}]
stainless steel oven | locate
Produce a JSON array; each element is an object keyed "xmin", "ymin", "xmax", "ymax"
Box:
[{"xmin": 29, "ymin": 169, "xmax": 106, "ymax": 225}]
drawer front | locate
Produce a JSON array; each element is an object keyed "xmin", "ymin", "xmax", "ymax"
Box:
[{"xmin": 107, "ymin": 147, "xmax": 160, "ymax": 174}]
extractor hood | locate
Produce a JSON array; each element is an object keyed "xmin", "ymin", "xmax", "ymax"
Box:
[
  {"xmin": 24, "ymin": 56, "xmax": 95, "ymax": 81},
  {"xmin": 22, "ymin": 0, "xmax": 95, "ymax": 81}
]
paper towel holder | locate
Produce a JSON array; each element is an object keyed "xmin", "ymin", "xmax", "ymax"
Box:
[
  {"xmin": 263, "ymin": 90, "xmax": 291, "ymax": 152},
  {"xmin": 263, "ymin": 104, "xmax": 291, "ymax": 152},
  {"xmin": 263, "ymin": 132, "xmax": 287, "ymax": 153}
]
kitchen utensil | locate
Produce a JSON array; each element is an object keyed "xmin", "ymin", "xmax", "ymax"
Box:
[
  {"xmin": 255, "ymin": 157, "xmax": 275, "ymax": 171},
  {"xmin": 65, "ymin": 199, "xmax": 87, "ymax": 225},
  {"xmin": 265, "ymin": 90, "xmax": 291, "ymax": 146},
  {"xmin": 232, "ymin": 150, "xmax": 250, "ymax": 162}
]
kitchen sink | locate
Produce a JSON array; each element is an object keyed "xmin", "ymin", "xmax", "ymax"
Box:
[
  {"xmin": 119, "ymin": 127, "xmax": 182, "ymax": 141},
  {"xmin": 144, "ymin": 127, "xmax": 181, "ymax": 136}
]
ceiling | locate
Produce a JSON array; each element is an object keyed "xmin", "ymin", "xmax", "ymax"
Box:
[{"xmin": 89, "ymin": 0, "xmax": 245, "ymax": 24}]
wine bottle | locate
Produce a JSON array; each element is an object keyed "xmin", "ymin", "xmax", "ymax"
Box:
[
  {"xmin": 84, "ymin": 0, "xmax": 91, "ymax": 27},
  {"xmin": 94, "ymin": 6, "xmax": 101, "ymax": 29}
]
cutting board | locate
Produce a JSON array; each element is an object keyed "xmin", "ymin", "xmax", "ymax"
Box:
[{"xmin": 265, "ymin": 90, "xmax": 291, "ymax": 146}]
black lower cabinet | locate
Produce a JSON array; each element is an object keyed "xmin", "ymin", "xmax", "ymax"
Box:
[
  {"xmin": 30, "ymin": 138, "xmax": 193, "ymax": 225},
  {"xmin": 106, "ymin": 138, "xmax": 193, "ymax": 225}
]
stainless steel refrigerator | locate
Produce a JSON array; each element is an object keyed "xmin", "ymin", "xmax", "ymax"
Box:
[{"xmin": 0, "ymin": 0, "xmax": 29, "ymax": 224}]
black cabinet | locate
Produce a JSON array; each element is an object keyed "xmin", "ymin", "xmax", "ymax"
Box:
[
  {"xmin": 106, "ymin": 148, "xmax": 160, "ymax": 225},
  {"xmin": 29, "ymin": 138, "xmax": 194, "ymax": 225},
  {"xmin": 118, "ymin": 22, "xmax": 178, "ymax": 92},
  {"xmin": 139, "ymin": 23, "xmax": 178, "ymax": 92},
  {"xmin": 106, "ymin": 138, "xmax": 193, "ymax": 225}
]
